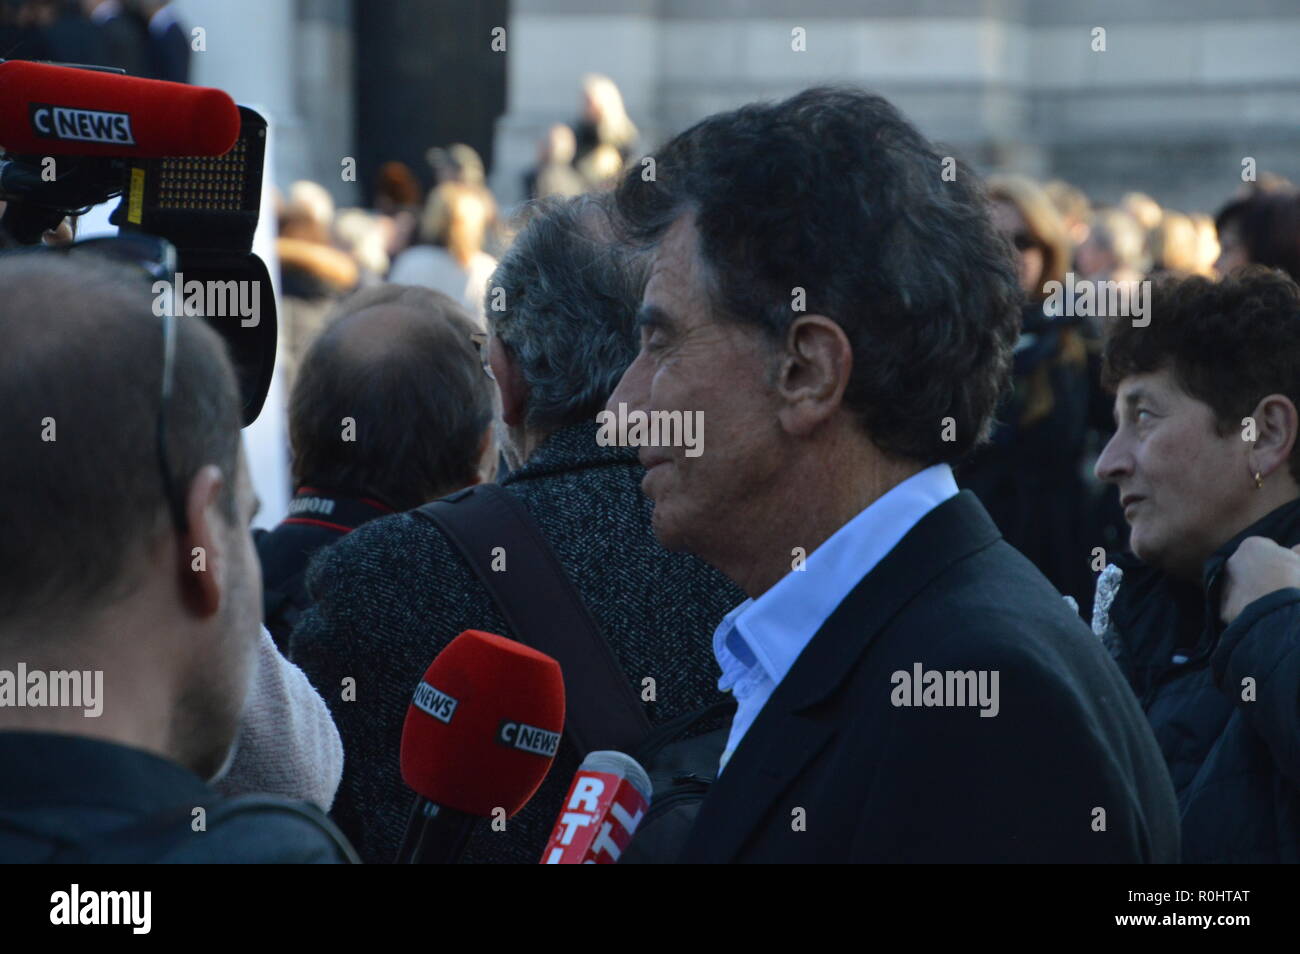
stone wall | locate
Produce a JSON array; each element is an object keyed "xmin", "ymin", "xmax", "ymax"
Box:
[{"xmin": 492, "ymin": 0, "xmax": 1300, "ymax": 215}]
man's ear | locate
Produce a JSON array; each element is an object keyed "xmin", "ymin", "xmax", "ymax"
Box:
[
  {"xmin": 1250, "ymin": 393, "xmax": 1299, "ymax": 481},
  {"xmin": 179, "ymin": 464, "xmax": 227, "ymax": 619},
  {"xmin": 774, "ymin": 314, "xmax": 854, "ymax": 437},
  {"xmin": 490, "ymin": 337, "xmax": 529, "ymax": 429}
]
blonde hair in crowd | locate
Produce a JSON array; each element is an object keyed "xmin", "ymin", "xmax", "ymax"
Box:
[
  {"xmin": 986, "ymin": 173, "xmax": 1072, "ymax": 301},
  {"xmin": 987, "ymin": 174, "xmax": 1084, "ymax": 428},
  {"xmin": 419, "ymin": 182, "xmax": 495, "ymax": 268}
]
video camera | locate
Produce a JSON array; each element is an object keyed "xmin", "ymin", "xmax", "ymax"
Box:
[{"xmin": 0, "ymin": 58, "xmax": 276, "ymax": 425}]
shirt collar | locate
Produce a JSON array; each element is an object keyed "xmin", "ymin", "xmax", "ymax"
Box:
[
  {"xmin": 713, "ymin": 598, "xmax": 756, "ymax": 692},
  {"xmin": 715, "ymin": 463, "xmax": 959, "ymax": 689}
]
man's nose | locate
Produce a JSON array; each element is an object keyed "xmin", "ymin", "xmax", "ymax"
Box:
[{"xmin": 607, "ymin": 350, "xmax": 649, "ymax": 414}]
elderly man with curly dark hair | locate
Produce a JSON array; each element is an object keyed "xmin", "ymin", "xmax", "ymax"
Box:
[{"xmin": 608, "ymin": 86, "xmax": 1181, "ymax": 863}]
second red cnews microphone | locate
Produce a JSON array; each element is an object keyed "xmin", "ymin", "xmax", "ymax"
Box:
[{"xmin": 396, "ymin": 629, "xmax": 564, "ymax": 864}]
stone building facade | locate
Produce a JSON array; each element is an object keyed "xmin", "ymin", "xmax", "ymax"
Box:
[{"xmin": 177, "ymin": 0, "xmax": 1300, "ymax": 215}]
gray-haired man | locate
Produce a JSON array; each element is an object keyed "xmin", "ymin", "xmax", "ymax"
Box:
[{"xmin": 290, "ymin": 194, "xmax": 744, "ymax": 863}]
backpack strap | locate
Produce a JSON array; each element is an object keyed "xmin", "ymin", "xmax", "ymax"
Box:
[
  {"xmin": 414, "ymin": 484, "xmax": 653, "ymax": 756},
  {"xmin": 632, "ymin": 697, "xmax": 737, "ymax": 765}
]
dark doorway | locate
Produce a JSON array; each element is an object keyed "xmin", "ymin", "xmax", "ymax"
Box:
[{"xmin": 353, "ymin": 0, "xmax": 508, "ymax": 204}]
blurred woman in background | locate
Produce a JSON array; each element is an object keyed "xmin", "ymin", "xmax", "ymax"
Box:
[
  {"xmin": 571, "ymin": 74, "xmax": 638, "ymax": 189},
  {"xmin": 1215, "ymin": 188, "xmax": 1300, "ymax": 282},
  {"xmin": 388, "ymin": 181, "xmax": 498, "ymax": 324},
  {"xmin": 959, "ymin": 174, "xmax": 1093, "ymax": 611},
  {"xmin": 1147, "ymin": 210, "xmax": 1202, "ymax": 278},
  {"xmin": 373, "ymin": 160, "xmax": 424, "ymax": 260},
  {"xmin": 1076, "ymin": 207, "xmax": 1148, "ymax": 287}
]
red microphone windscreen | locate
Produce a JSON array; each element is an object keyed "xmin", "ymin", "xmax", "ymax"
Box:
[
  {"xmin": 400, "ymin": 630, "xmax": 565, "ymax": 817},
  {"xmin": 0, "ymin": 60, "xmax": 239, "ymax": 157}
]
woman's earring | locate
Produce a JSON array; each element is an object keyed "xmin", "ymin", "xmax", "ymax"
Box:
[{"xmin": 1255, "ymin": 471, "xmax": 1264, "ymax": 489}]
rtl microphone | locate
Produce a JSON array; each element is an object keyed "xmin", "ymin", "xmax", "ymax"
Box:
[
  {"xmin": 0, "ymin": 60, "xmax": 240, "ymax": 157},
  {"xmin": 540, "ymin": 750, "xmax": 652, "ymax": 864},
  {"xmin": 397, "ymin": 630, "xmax": 564, "ymax": 864}
]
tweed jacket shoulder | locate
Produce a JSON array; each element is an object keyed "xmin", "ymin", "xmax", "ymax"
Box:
[{"xmin": 289, "ymin": 421, "xmax": 744, "ymax": 863}]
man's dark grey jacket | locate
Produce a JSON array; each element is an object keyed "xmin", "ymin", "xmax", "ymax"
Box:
[{"xmin": 289, "ymin": 422, "xmax": 744, "ymax": 863}]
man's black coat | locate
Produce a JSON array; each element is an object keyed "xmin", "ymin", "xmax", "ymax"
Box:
[{"xmin": 680, "ymin": 491, "xmax": 1182, "ymax": 863}]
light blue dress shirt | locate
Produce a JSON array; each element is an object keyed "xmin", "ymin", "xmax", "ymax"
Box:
[{"xmin": 713, "ymin": 463, "xmax": 959, "ymax": 772}]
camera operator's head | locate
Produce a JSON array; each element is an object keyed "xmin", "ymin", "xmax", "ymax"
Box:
[
  {"xmin": 289, "ymin": 284, "xmax": 498, "ymax": 511},
  {"xmin": 0, "ymin": 253, "xmax": 260, "ymax": 781}
]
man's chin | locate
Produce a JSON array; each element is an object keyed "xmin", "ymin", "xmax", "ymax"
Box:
[{"xmin": 650, "ymin": 505, "xmax": 690, "ymax": 553}]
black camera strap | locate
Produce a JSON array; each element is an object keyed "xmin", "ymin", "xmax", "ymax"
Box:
[{"xmin": 414, "ymin": 484, "xmax": 653, "ymax": 757}]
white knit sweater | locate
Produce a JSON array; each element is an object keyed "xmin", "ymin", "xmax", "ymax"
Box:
[{"xmin": 211, "ymin": 626, "xmax": 344, "ymax": 811}]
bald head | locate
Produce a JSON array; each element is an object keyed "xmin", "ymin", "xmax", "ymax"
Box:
[
  {"xmin": 325, "ymin": 301, "xmax": 439, "ymax": 364},
  {"xmin": 289, "ymin": 284, "xmax": 495, "ymax": 510}
]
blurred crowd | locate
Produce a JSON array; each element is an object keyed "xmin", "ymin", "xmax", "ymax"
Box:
[
  {"xmin": 960, "ymin": 172, "xmax": 1299, "ymax": 617},
  {"xmin": 275, "ymin": 71, "xmax": 1300, "ymax": 624},
  {"xmin": 273, "ymin": 73, "xmax": 638, "ymax": 393},
  {"xmin": 0, "ymin": 0, "xmax": 191, "ymax": 83},
  {"xmin": 6, "ymin": 70, "xmax": 1300, "ymax": 867}
]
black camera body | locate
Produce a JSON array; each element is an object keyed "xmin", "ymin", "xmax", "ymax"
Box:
[{"xmin": 0, "ymin": 64, "xmax": 277, "ymax": 426}]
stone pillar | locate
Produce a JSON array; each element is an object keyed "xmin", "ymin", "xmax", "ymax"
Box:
[
  {"xmin": 292, "ymin": 0, "xmax": 358, "ymax": 205},
  {"xmin": 171, "ymin": 0, "xmax": 356, "ymax": 203}
]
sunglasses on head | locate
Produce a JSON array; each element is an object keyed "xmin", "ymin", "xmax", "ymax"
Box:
[{"xmin": 5, "ymin": 235, "xmax": 188, "ymax": 532}]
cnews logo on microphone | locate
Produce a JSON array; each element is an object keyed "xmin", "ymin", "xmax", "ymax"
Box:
[
  {"xmin": 498, "ymin": 720, "xmax": 561, "ymax": 758},
  {"xmin": 29, "ymin": 103, "xmax": 135, "ymax": 146},
  {"xmin": 411, "ymin": 681, "xmax": 458, "ymax": 724}
]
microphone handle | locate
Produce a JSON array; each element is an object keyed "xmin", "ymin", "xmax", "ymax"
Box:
[{"xmin": 396, "ymin": 796, "xmax": 479, "ymax": 864}]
